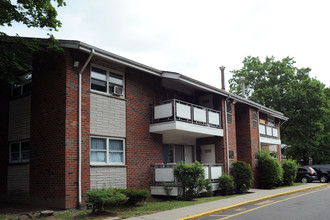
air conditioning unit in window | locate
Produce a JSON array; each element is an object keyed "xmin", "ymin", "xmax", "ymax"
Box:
[{"xmin": 110, "ymin": 86, "xmax": 123, "ymax": 96}]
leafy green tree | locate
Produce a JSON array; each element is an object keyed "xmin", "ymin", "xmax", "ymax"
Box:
[
  {"xmin": 229, "ymin": 56, "xmax": 329, "ymax": 164},
  {"xmin": 0, "ymin": 0, "xmax": 66, "ymax": 83}
]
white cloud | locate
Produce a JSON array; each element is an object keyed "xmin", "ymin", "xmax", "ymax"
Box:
[{"xmin": 2, "ymin": 0, "xmax": 329, "ymax": 88}]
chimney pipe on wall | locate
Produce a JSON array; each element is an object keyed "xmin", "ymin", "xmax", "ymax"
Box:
[
  {"xmin": 219, "ymin": 66, "xmax": 225, "ymax": 90},
  {"xmin": 241, "ymin": 77, "xmax": 246, "ymax": 98}
]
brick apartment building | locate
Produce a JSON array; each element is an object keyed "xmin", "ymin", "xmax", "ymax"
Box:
[{"xmin": 0, "ymin": 39, "xmax": 287, "ymax": 209}]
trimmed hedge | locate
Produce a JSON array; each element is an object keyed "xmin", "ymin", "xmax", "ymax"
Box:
[
  {"xmin": 173, "ymin": 161, "xmax": 207, "ymax": 200},
  {"xmin": 116, "ymin": 189, "xmax": 150, "ymax": 205},
  {"xmin": 218, "ymin": 174, "xmax": 234, "ymax": 196},
  {"xmin": 230, "ymin": 161, "xmax": 253, "ymax": 194},
  {"xmin": 86, "ymin": 188, "xmax": 128, "ymax": 213},
  {"xmin": 258, "ymin": 149, "xmax": 283, "ymax": 189},
  {"xmin": 282, "ymin": 159, "xmax": 299, "ymax": 186}
]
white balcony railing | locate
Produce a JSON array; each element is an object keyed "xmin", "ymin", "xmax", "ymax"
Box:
[
  {"xmin": 152, "ymin": 163, "xmax": 223, "ymax": 185},
  {"xmin": 259, "ymin": 124, "xmax": 279, "ymax": 139},
  {"xmin": 151, "ymin": 99, "xmax": 222, "ymax": 128}
]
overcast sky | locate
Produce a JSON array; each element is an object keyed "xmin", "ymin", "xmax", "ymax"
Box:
[{"xmin": 4, "ymin": 0, "xmax": 330, "ymax": 88}]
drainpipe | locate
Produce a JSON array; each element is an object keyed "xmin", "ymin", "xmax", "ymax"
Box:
[
  {"xmin": 78, "ymin": 49, "xmax": 94, "ymax": 209},
  {"xmin": 224, "ymin": 96, "xmax": 230, "ymax": 174}
]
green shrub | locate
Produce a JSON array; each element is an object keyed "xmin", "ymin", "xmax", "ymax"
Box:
[
  {"xmin": 258, "ymin": 149, "xmax": 283, "ymax": 189},
  {"xmin": 86, "ymin": 188, "xmax": 128, "ymax": 213},
  {"xmin": 116, "ymin": 189, "xmax": 150, "ymax": 205},
  {"xmin": 282, "ymin": 159, "xmax": 299, "ymax": 186},
  {"xmin": 218, "ymin": 174, "xmax": 234, "ymax": 196},
  {"xmin": 173, "ymin": 161, "xmax": 206, "ymax": 200},
  {"xmin": 230, "ymin": 161, "xmax": 253, "ymax": 194},
  {"xmin": 275, "ymin": 159, "xmax": 284, "ymax": 186},
  {"xmin": 203, "ymin": 179, "xmax": 213, "ymax": 197}
]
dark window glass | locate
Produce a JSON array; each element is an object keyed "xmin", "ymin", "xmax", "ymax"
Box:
[
  {"xmin": 91, "ymin": 67, "xmax": 107, "ymax": 92},
  {"xmin": 227, "ymin": 103, "xmax": 232, "ymax": 123},
  {"xmin": 22, "ymin": 83, "xmax": 32, "ymax": 96},
  {"xmin": 252, "ymin": 112, "xmax": 257, "ymax": 129},
  {"xmin": 229, "ymin": 150, "xmax": 234, "ymax": 159},
  {"xmin": 91, "ymin": 78, "xmax": 107, "ymax": 92}
]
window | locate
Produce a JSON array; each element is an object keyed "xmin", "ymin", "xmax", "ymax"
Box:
[
  {"xmin": 252, "ymin": 112, "xmax": 257, "ymax": 129},
  {"xmin": 10, "ymin": 140, "xmax": 30, "ymax": 163},
  {"xmin": 91, "ymin": 66, "xmax": 124, "ymax": 96},
  {"xmin": 229, "ymin": 150, "xmax": 234, "ymax": 159},
  {"xmin": 226, "ymin": 103, "xmax": 232, "ymax": 124},
  {"xmin": 11, "ymin": 73, "xmax": 32, "ymax": 99},
  {"xmin": 163, "ymin": 144, "xmax": 194, "ymax": 164},
  {"xmin": 268, "ymin": 117, "xmax": 275, "ymax": 126},
  {"xmin": 90, "ymin": 137, "xmax": 125, "ymax": 165}
]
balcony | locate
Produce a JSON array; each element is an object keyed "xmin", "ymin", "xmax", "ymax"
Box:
[
  {"xmin": 150, "ymin": 99, "xmax": 223, "ymax": 137},
  {"xmin": 259, "ymin": 124, "xmax": 281, "ymax": 145},
  {"xmin": 150, "ymin": 163, "xmax": 223, "ymax": 196}
]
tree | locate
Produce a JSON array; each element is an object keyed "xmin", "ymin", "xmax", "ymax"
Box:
[
  {"xmin": 229, "ymin": 56, "xmax": 329, "ymax": 164},
  {"xmin": 0, "ymin": 0, "xmax": 66, "ymax": 83}
]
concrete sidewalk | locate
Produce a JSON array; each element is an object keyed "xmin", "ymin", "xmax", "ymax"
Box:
[{"xmin": 125, "ymin": 183, "xmax": 328, "ymax": 220}]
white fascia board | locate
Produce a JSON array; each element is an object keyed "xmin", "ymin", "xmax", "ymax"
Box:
[
  {"xmin": 58, "ymin": 39, "xmax": 287, "ymax": 121},
  {"xmin": 150, "ymin": 121, "xmax": 224, "ymax": 137},
  {"xmin": 260, "ymin": 137, "xmax": 282, "ymax": 145},
  {"xmin": 78, "ymin": 44, "xmax": 162, "ymax": 77}
]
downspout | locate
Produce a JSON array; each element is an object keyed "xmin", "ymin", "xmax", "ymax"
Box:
[
  {"xmin": 224, "ymin": 96, "xmax": 230, "ymax": 174},
  {"xmin": 78, "ymin": 49, "xmax": 94, "ymax": 209},
  {"xmin": 257, "ymin": 109, "xmax": 261, "ymax": 151}
]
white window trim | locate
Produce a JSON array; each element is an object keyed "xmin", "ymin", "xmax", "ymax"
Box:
[
  {"xmin": 9, "ymin": 140, "xmax": 30, "ymax": 163},
  {"xmin": 90, "ymin": 136, "xmax": 125, "ymax": 165},
  {"xmin": 90, "ymin": 64, "xmax": 125, "ymax": 97}
]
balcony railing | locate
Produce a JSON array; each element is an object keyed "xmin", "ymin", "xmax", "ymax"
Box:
[
  {"xmin": 151, "ymin": 99, "xmax": 222, "ymax": 129},
  {"xmin": 259, "ymin": 124, "xmax": 279, "ymax": 139},
  {"xmin": 152, "ymin": 163, "xmax": 223, "ymax": 186}
]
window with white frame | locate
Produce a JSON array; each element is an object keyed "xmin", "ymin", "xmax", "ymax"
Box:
[
  {"xmin": 90, "ymin": 137, "xmax": 125, "ymax": 165},
  {"xmin": 91, "ymin": 66, "xmax": 124, "ymax": 97},
  {"xmin": 10, "ymin": 140, "xmax": 30, "ymax": 163}
]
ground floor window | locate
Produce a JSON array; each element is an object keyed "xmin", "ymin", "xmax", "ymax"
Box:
[
  {"xmin": 10, "ymin": 140, "xmax": 30, "ymax": 163},
  {"xmin": 163, "ymin": 144, "xmax": 194, "ymax": 164},
  {"xmin": 91, "ymin": 137, "xmax": 125, "ymax": 165}
]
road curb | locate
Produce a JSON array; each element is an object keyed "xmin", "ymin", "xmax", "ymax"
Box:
[{"xmin": 176, "ymin": 184, "xmax": 328, "ymax": 220}]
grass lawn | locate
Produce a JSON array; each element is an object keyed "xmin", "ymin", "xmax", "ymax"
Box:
[
  {"xmin": 50, "ymin": 193, "xmax": 241, "ymax": 219},
  {"xmin": 0, "ymin": 183, "xmax": 306, "ymax": 220}
]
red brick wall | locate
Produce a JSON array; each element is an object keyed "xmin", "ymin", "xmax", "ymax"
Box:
[
  {"xmin": 30, "ymin": 49, "xmax": 91, "ymax": 209},
  {"xmin": 63, "ymin": 50, "xmax": 91, "ymax": 208},
  {"xmin": 227, "ymin": 102, "xmax": 237, "ymax": 165},
  {"xmin": 125, "ymin": 67, "xmax": 163, "ymax": 189},
  {"xmin": 30, "ymin": 51, "xmax": 67, "ymax": 208},
  {"xmin": 235, "ymin": 104, "xmax": 260, "ymax": 186},
  {"xmin": 0, "ymin": 82, "xmax": 10, "ymax": 198}
]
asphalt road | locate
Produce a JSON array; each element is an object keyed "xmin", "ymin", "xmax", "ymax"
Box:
[{"xmin": 198, "ymin": 184, "xmax": 330, "ymax": 220}]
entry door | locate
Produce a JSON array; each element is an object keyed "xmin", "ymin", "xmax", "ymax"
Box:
[
  {"xmin": 184, "ymin": 145, "xmax": 194, "ymax": 164},
  {"xmin": 200, "ymin": 144, "xmax": 215, "ymax": 164}
]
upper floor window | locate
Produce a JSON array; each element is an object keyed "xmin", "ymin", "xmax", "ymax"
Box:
[
  {"xmin": 11, "ymin": 73, "xmax": 32, "ymax": 99},
  {"xmin": 91, "ymin": 66, "xmax": 124, "ymax": 97},
  {"xmin": 268, "ymin": 117, "xmax": 275, "ymax": 127},
  {"xmin": 227, "ymin": 103, "xmax": 232, "ymax": 124},
  {"xmin": 90, "ymin": 137, "xmax": 125, "ymax": 165},
  {"xmin": 252, "ymin": 112, "xmax": 257, "ymax": 129},
  {"xmin": 10, "ymin": 140, "xmax": 30, "ymax": 163}
]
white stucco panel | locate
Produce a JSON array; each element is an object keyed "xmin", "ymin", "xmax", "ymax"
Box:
[{"xmin": 90, "ymin": 93, "xmax": 126, "ymax": 137}]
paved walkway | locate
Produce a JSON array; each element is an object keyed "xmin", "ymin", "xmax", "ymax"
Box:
[{"xmin": 125, "ymin": 183, "xmax": 328, "ymax": 220}]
